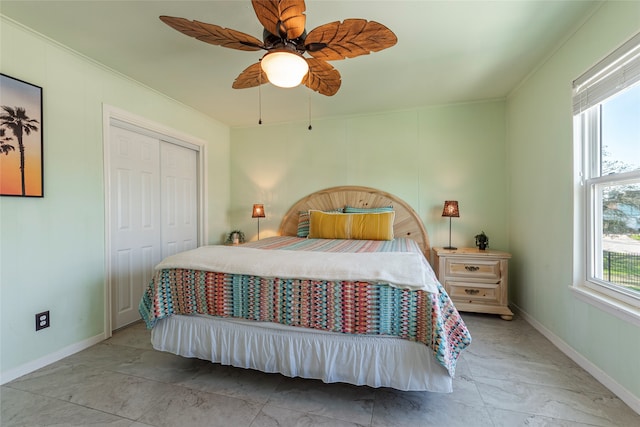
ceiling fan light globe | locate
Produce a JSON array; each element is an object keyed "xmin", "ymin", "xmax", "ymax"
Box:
[{"xmin": 261, "ymin": 51, "xmax": 309, "ymax": 88}]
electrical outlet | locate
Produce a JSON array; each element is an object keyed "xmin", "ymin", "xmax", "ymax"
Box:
[{"xmin": 35, "ymin": 311, "xmax": 50, "ymax": 331}]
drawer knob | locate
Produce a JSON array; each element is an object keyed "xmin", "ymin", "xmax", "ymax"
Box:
[
  {"xmin": 465, "ymin": 289, "xmax": 480, "ymax": 295},
  {"xmin": 465, "ymin": 265, "xmax": 480, "ymax": 272}
]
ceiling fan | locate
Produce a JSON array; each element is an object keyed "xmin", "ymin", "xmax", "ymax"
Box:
[{"xmin": 160, "ymin": 0, "xmax": 397, "ymax": 96}]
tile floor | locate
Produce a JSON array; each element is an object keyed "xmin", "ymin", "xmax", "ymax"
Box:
[{"xmin": 2, "ymin": 313, "xmax": 639, "ymax": 426}]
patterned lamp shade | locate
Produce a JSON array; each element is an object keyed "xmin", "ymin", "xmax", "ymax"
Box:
[
  {"xmin": 252, "ymin": 204, "xmax": 265, "ymax": 218},
  {"xmin": 441, "ymin": 201, "xmax": 459, "ymax": 218}
]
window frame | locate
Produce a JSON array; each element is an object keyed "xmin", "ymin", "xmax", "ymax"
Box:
[{"xmin": 572, "ymin": 32, "xmax": 640, "ymax": 325}]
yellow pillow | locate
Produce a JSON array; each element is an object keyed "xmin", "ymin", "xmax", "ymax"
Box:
[
  {"xmin": 349, "ymin": 211, "xmax": 396, "ymax": 240},
  {"xmin": 308, "ymin": 210, "xmax": 395, "ymax": 240}
]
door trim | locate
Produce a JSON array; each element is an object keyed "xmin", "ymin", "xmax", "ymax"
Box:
[{"xmin": 102, "ymin": 104, "xmax": 208, "ymax": 337}]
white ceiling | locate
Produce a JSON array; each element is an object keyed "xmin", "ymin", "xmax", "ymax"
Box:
[{"xmin": 1, "ymin": 1, "xmax": 600, "ymax": 127}]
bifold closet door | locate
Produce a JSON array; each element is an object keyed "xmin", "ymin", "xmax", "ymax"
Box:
[
  {"xmin": 109, "ymin": 129, "xmax": 199, "ymax": 329},
  {"xmin": 109, "ymin": 126, "xmax": 162, "ymax": 329}
]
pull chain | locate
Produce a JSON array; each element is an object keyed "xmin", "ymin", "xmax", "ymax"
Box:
[
  {"xmin": 258, "ymin": 71, "xmax": 262, "ymax": 125},
  {"xmin": 308, "ymin": 92, "xmax": 312, "ymax": 131}
]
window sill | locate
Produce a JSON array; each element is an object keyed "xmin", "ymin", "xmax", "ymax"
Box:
[{"xmin": 571, "ymin": 285, "xmax": 640, "ymax": 327}]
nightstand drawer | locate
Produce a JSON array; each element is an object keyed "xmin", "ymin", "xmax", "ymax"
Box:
[
  {"xmin": 446, "ymin": 281, "xmax": 500, "ymax": 304},
  {"xmin": 445, "ymin": 259, "xmax": 501, "ymax": 280}
]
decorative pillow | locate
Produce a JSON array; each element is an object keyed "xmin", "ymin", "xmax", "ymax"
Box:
[
  {"xmin": 297, "ymin": 208, "xmax": 343, "ymax": 237},
  {"xmin": 308, "ymin": 210, "xmax": 395, "ymax": 240},
  {"xmin": 297, "ymin": 212, "xmax": 311, "ymax": 237},
  {"xmin": 344, "ymin": 205, "xmax": 394, "ymax": 213}
]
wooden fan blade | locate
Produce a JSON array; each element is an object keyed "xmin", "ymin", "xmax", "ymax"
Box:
[
  {"xmin": 251, "ymin": 0, "xmax": 306, "ymax": 40},
  {"xmin": 232, "ymin": 62, "xmax": 268, "ymax": 89},
  {"xmin": 305, "ymin": 19, "xmax": 397, "ymax": 61},
  {"xmin": 160, "ymin": 16, "xmax": 264, "ymax": 51},
  {"xmin": 303, "ymin": 58, "xmax": 341, "ymax": 96}
]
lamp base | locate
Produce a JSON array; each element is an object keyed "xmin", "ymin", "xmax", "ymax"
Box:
[{"xmin": 443, "ymin": 246, "xmax": 457, "ymax": 250}]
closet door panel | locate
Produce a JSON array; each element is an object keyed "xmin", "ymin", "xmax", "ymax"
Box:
[
  {"xmin": 109, "ymin": 127, "xmax": 161, "ymax": 329},
  {"xmin": 160, "ymin": 142, "xmax": 198, "ymax": 258}
]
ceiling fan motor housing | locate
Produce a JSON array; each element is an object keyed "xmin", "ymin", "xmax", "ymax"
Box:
[{"xmin": 263, "ymin": 28, "xmax": 307, "ymax": 54}]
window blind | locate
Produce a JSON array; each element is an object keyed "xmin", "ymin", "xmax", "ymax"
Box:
[{"xmin": 573, "ymin": 32, "xmax": 640, "ymax": 115}]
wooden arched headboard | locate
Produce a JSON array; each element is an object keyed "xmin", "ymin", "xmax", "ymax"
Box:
[{"xmin": 279, "ymin": 186, "xmax": 430, "ymax": 255}]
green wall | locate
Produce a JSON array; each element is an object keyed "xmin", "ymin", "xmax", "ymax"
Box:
[
  {"xmin": 0, "ymin": 18, "xmax": 231, "ymax": 380},
  {"xmin": 507, "ymin": 1, "xmax": 640, "ymax": 404},
  {"xmin": 230, "ymin": 101, "xmax": 508, "ymax": 255}
]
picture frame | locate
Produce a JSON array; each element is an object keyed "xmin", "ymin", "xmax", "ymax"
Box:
[{"xmin": 0, "ymin": 73, "xmax": 44, "ymax": 197}]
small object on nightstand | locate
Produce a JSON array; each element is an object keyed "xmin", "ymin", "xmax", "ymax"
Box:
[
  {"xmin": 475, "ymin": 231, "xmax": 489, "ymax": 250},
  {"xmin": 225, "ymin": 230, "xmax": 245, "ymax": 245},
  {"xmin": 433, "ymin": 247, "xmax": 513, "ymax": 320}
]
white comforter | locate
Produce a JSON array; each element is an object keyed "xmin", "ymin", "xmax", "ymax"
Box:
[{"xmin": 156, "ymin": 245, "xmax": 439, "ymax": 293}]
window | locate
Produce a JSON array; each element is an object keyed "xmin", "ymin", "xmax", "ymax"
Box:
[{"xmin": 573, "ymin": 32, "xmax": 640, "ymax": 317}]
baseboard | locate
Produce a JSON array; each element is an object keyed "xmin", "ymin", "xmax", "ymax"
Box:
[
  {"xmin": 0, "ymin": 332, "xmax": 106, "ymax": 385},
  {"xmin": 512, "ymin": 304, "xmax": 640, "ymax": 415}
]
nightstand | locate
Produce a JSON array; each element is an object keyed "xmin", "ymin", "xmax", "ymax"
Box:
[{"xmin": 433, "ymin": 247, "xmax": 513, "ymax": 320}]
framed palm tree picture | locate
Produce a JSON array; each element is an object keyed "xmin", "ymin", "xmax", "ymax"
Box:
[{"xmin": 0, "ymin": 73, "xmax": 43, "ymax": 197}]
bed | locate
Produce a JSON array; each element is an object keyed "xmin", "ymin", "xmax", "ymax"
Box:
[{"xmin": 139, "ymin": 186, "xmax": 471, "ymax": 392}]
